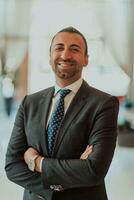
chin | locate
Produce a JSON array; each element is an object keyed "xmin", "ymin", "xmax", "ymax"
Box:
[
  {"xmin": 57, "ymin": 72, "xmax": 74, "ymax": 79},
  {"xmin": 56, "ymin": 69, "xmax": 75, "ymax": 79}
]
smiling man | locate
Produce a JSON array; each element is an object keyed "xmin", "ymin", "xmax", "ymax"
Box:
[{"xmin": 5, "ymin": 27, "xmax": 119, "ymax": 200}]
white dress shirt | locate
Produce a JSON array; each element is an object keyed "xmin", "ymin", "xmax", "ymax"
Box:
[{"xmin": 47, "ymin": 78, "xmax": 83, "ymax": 126}]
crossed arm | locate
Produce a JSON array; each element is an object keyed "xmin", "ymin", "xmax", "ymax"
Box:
[
  {"xmin": 24, "ymin": 145, "xmax": 93, "ymax": 173},
  {"xmin": 5, "ymin": 96, "xmax": 119, "ymax": 197}
]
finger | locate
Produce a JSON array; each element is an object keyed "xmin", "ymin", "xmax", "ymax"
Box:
[
  {"xmin": 85, "ymin": 145, "xmax": 93, "ymax": 152},
  {"xmin": 80, "ymin": 145, "xmax": 93, "ymax": 159},
  {"xmin": 85, "ymin": 145, "xmax": 92, "ymax": 150},
  {"xmin": 81, "ymin": 149, "xmax": 92, "ymax": 158},
  {"xmin": 80, "ymin": 148, "xmax": 93, "ymax": 159},
  {"xmin": 84, "ymin": 149, "xmax": 91, "ymax": 154},
  {"xmin": 80, "ymin": 154, "xmax": 89, "ymax": 160},
  {"xmin": 28, "ymin": 147, "xmax": 39, "ymax": 154},
  {"xmin": 82, "ymin": 146, "xmax": 93, "ymax": 156},
  {"xmin": 80, "ymin": 152, "xmax": 92, "ymax": 160}
]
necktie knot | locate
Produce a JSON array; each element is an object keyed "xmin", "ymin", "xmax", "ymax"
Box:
[{"xmin": 59, "ymin": 89, "xmax": 71, "ymax": 98}]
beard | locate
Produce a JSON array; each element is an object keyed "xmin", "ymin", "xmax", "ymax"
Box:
[
  {"xmin": 55, "ymin": 68, "xmax": 76, "ymax": 79},
  {"xmin": 53, "ymin": 59, "xmax": 81, "ymax": 79}
]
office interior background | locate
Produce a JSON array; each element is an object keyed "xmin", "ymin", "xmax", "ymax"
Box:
[{"xmin": 0, "ymin": 0, "xmax": 134, "ymax": 199}]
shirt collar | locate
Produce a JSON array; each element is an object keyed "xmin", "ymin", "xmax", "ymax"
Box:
[{"xmin": 54, "ymin": 78, "xmax": 83, "ymax": 96}]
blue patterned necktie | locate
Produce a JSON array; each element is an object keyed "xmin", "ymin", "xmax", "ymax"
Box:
[{"xmin": 47, "ymin": 89, "xmax": 71, "ymax": 155}]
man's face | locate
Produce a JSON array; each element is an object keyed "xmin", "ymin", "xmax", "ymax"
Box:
[{"xmin": 49, "ymin": 32, "xmax": 88, "ymax": 82}]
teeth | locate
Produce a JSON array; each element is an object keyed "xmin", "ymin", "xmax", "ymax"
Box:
[{"xmin": 58, "ymin": 63, "xmax": 72, "ymax": 66}]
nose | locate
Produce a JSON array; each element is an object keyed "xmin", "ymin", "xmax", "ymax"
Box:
[{"xmin": 61, "ymin": 49, "xmax": 72, "ymax": 60}]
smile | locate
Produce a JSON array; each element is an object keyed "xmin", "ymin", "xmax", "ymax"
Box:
[{"xmin": 57, "ymin": 61, "xmax": 75, "ymax": 68}]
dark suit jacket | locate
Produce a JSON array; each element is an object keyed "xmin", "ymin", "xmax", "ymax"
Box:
[{"xmin": 5, "ymin": 80, "xmax": 119, "ymax": 200}]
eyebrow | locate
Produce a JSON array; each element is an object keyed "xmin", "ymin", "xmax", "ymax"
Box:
[
  {"xmin": 55, "ymin": 43, "xmax": 64, "ymax": 46},
  {"xmin": 54, "ymin": 43, "xmax": 81, "ymax": 49}
]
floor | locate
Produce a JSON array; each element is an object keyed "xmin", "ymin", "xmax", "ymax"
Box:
[{"xmin": 0, "ymin": 111, "xmax": 134, "ymax": 200}]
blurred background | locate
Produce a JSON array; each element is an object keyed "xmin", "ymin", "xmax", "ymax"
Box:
[{"xmin": 0, "ymin": 0, "xmax": 134, "ymax": 199}]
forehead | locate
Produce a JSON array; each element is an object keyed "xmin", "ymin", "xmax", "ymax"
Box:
[{"xmin": 51, "ymin": 32, "xmax": 85, "ymax": 48}]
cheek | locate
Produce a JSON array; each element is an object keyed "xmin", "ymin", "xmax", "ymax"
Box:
[
  {"xmin": 50, "ymin": 53, "xmax": 59, "ymax": 63},
  {"xmin": 76, "ymin": 58, "xmax": 85, "ymax": 65}
]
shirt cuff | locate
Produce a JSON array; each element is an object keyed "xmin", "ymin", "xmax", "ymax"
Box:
[{"xmin": 40, "ymin": 157, "xmax": 44, "ymax": 172}]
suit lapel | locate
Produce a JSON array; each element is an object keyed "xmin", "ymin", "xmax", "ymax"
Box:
[
  {"xmin": 52, "ymin": 81, "xmax": 90, "ymax": 156},
  {"xmin": 39, "ymin": 87, "xmax": 54, "ymax": 156}
]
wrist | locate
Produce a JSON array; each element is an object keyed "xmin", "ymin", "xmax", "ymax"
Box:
[{"xmin": 35, "ymin": 156, "xmax": 44, "ymax": 173}]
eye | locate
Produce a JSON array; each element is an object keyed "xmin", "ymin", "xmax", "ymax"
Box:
[
  {"xmin": 55, "ymin": 46, "xmax": 64, "ymax": 51},
  {"xmin": 70, "ymin": 47, "xmax": 80, "ymax": 53}
]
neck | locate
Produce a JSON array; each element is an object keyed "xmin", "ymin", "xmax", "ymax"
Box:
[{"xmin": 56, "ymin": 77, "xmax": 81, "ymax": 88}]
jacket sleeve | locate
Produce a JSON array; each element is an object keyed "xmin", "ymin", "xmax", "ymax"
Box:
[
  {"xmin": 41, "ymin": 96, "xmax": 119, "ymax": 189},
  {"xmin": 5, "ymin": 98, "xmax": 49, "ymax": 198}
]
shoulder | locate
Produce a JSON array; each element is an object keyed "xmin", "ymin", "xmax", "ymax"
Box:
[
  {"xmin": 82, "ymin": 80, "xmax": 119, "ymax": 105},
  {"xmin": 22, "ymin": 86, "xmax": 54, "ymax": 106},
  {"xmin": 28, "ymin": 87, "xmax": 54, "ymax": 99}
]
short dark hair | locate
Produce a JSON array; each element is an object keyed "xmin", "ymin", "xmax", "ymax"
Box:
[{"xmin": 49, "ymin": 26, "xmax": 88, "ymax": 55}]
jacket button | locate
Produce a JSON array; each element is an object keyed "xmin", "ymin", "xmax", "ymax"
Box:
[{"xmin": 50, "ymin": 185, "xmax": 55, "ymax": 190}]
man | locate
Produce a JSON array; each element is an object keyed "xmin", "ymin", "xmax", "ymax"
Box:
[{"xmin": 5, "ymin": 27, "xmax": 119, "ymax": 200}]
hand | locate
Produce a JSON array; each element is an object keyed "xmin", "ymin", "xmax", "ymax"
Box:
[
  {"xmin": 80, "ymin": 145, "xmax": 93, "ymax": 160},
  {"xmin": 24, "ymin": 147, "xmax": 43, "ymax": 173},
  {"xmin": 24, "ymin": 147, "xmax": 39, "ymax": 165}
]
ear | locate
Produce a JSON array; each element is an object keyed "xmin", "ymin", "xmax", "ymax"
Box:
[{"xmin": 83, "ymin": 55, "xmax": 89, "ymax": 67}]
